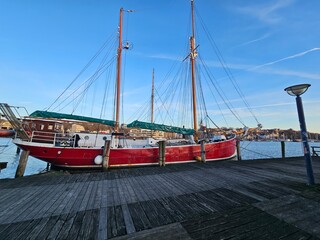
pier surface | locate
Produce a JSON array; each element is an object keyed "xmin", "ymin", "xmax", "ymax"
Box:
[{"xmin": 0, "ymin": 157, "xmax": 320, "ymax": 239}]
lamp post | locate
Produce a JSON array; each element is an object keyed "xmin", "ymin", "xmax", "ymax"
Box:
[{"xmin": 284, "ymin": 84, "xmax": 315, "ymax": 185}]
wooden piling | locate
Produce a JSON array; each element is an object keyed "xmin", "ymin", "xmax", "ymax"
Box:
[
  {"xmin": 236, "ymin": 140, "xmax": 242, "ymax": 161},
  {"xmin": 0, "ymin": 162, "xmax": 8, "ymax": 173},
  {"xmin": 15, "ymin": 150, "xmax": 29, "ymax": 178},
  {"xmin": 16, "ymin": 147, "xmax": 21, "ymax": 154},
  {"xmin": 158, "ymin": 140, "xmax": 166, "ymax": 166},
  {"xmin": 200, "ymin": 140, "xmax": 206, "ymax": 163},
  {"xmin": 102, "ymin": 140, "xmax": 111, "ymax": 171},
  {"xmin": 46, "ymin": 163, "xmax": 51, "ymax": 172},
  {"xmin": 281, "ymin": 141, "xmax": 285, "ymax": 159}
]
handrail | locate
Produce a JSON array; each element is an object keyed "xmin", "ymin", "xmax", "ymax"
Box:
[
  {"xmin": 311, "ymin": 146, "xmax": 320, "ymax": 157},
  {"xmin": 30, "ymin": 131, "xmax": 75, "ymax": 147}
]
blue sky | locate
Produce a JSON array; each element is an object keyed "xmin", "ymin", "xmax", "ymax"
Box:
[{"xmin": 1, "ymin": 0, "xmax": 320, "ymax": 133}]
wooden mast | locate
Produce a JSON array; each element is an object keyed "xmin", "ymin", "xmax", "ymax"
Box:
[
  {"xmin": 151, "ymin": 69, "xmax": 155, "ymax": 138},
  {"xmin": 115, "ymin": 8, "xmax": 124, "ymax": 133},
  {"xmin": 151, "ymin": 68, "xmax": 155, "ymax": 124},
  {"xmin": 190, "ymin": 0, "xmax": 198, "ymax": 142}
]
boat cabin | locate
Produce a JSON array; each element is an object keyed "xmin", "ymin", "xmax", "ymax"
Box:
[
  {"xmin": 22, "ymin": 118, "xmax": 64, "ymax": 143},
  {"xmin": 22, "ymin": 118, "xmax": 64, "ymax": 133}
]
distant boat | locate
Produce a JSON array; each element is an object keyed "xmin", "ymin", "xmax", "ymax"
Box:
[
  {"xmin": 2, "ymin": 1, "xmax": 249, "ymax": 169},
  {"xmin": 0, "ymin": 129, "xmax": 15, "ymax": 138}
]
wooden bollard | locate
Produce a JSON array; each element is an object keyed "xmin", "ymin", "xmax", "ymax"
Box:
[
  {"xmin": 236, "ymin": 140, "xmax": 242, "ymax": 161},
  {"xmin": 281, "ymin": 141, "xmax": 285, "ymax": 159},
  {"xmin": 102, "ymin": 139, "xmax": 111, "ymax": 171},
  {"xmin": 200, "ymin": 140, "xmax": 206, "ymax": 163},
  {"xmin": 158, "ymin": 140, "xmax": 166, "ymax": 166},
  {"xmin": 15, "ymin": 150, "xmax": 30, "ymax": 178}
]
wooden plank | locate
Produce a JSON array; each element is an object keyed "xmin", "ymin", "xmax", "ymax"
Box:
[
  {"xmin": 0, "ymin": 187, "xmax": 33, "ymax": 217},
  {"xmin": 0, "ymin": 157, "xmax": 320, "ymax": 239},
  {"xmin": 126, "ymin": 175, "xmax": 149, "ymax": 203},
  {"xmin": 65, "ymin": 211, "xmax": 86, "ymax": 239},
  {"xmin": 112, "ymin": 223, "xmax": 192, "ymax": 240},
  {"xmin": 121, "ymin": 204, "xmax": 136, "ymax": 234},
  {"xmin": 51, "ymin": 181, "xmax": 82, "ymax": 215},
  {"xmin": 69, "ymin": 181, "xmax": 91, "ymax": 213},
  {"xmin": 0, "ymin": 220, "xmax": 34, "ymax": 240},
  {"xmin": 212, "ymin": 187, "xmax": 259, "ymax": 205},
  {"xmin": 98, "ymin": 207, "xmax": 108, "ymax": 240},
  {"xmin": 34, "ymin": 215, "xmax": 60, "ymax": 239},
  {"xmin": 85, "ymin": 179, "xmax": 99, "ymax": 210},
  {"xmin": 19, "ymin": 182, "xmax": 68, "ymax": 222},
  {"xmin": 78, "ymin": 209, "xmax": 99, "ymax": 239},
  {"xmin": 97, "ymin": 179, "xmax": 109, "ymax": 239},
  {"xmin": 55, "ymin": 212, "xmax": 77, "ymax": 240},
  {"xmin": 79, "ymin": 181, "xmax": 95, "ymax": 211},
  {"xmin": 138, "ymin": 200, "xmax": 165, "ymax": 228},
  {"xmin": 127, "ymin": 202, "xmax": 152, "ymax": 232},
  {"xmin": 107, "ymin": 205, "xmax": 126, "ymax": 239},
  {"xmin": 0, "ymin": 184, "xmax": 52, "ymax": 224}
]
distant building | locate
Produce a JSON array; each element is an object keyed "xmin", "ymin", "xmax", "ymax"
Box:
[{"xmin": 71, "ymin": 124, "xmax": 85, "ymax": 133}]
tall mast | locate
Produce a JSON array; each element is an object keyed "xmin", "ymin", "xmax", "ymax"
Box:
[
  {"xmin": 151, "ymin": 68, "xmax": 155, "ymax": 124},
  {"xmin": 115, "ymin": 8, "xmax": 124, "ymax": 133},
  {"xmin": 190, "ymin": 0, "xmax": 198, "ymax": 141}
]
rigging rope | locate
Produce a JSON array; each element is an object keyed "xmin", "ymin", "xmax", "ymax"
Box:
[
  {"xmin": 199, "ymin": 56, "xmax": 247, "ymax": 127},
  {"xmin": 195, "ymin": 7, "xmax": 260, "ymax": 126},
  {"xmin": 46, "ymin": 32, "xmax": 116, "ymax": 111}
]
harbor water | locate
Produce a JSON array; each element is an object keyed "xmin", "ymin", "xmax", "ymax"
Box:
[{"xmin": 1, "ymin": 137, "xmax": 319, "ymax": 179}]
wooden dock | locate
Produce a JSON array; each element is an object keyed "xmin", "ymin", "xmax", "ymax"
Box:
[{"xmin": 0, "ymin": 157, "xmax": 320, "ymax": 239}]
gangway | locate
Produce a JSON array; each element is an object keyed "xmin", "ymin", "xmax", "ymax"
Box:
[{"xmin": 0, "ymin": 103, "xmax": 30, "ymax": 141}]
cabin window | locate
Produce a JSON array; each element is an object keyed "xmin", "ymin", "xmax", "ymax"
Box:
[
  {"xmin": 40, "ymin": 124, "xmax": 45, "ymax": 130},
  {"xmin": 55, "ymin": 124, "xmax": 62, "ymax": 131},
  {"xmin": 48, "ymin": 125, "xmax": 53, "ymax": 130}
]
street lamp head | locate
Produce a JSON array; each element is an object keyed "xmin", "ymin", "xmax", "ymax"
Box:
[{"xmin": 284, "ymin": 84, "xmax": 311, "ymax": 97}]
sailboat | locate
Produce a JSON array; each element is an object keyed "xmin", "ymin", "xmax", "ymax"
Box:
[{"xmin": 4, "ymin": 1, "xmax": 238, "ymax": 168}]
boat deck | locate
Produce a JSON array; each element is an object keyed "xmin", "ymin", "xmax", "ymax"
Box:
[{"xmin": 1, "ymin": 157, "xmax": 320, "ymax": 239}]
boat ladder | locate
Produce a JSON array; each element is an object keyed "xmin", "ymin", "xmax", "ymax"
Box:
[{"xmin": 0, "ymin": 103, "xmax": 30, "ymax": 141}]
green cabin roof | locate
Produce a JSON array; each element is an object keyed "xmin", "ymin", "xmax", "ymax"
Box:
[
  {"xmin": 30, "ymin": 110, "xmax": 116, "ymax": 127},
  {"xmin": 127, "ymin": 120, "xmax": 194, "ymax": 135}
]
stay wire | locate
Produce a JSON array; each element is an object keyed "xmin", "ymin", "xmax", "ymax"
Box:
[
  {"xmin": 52, "ymin": 38, "xmax": 118, "ymax": 112},
  {"xmin": 46, "ymin": 32, "xmax": 116, "ymax": 111},
  {"xmin": 199, "ymin": 56, "xmax": 246, "ymax": 127},
  {"xmin": 195, "ymin": 7, "xmax": 260, "ymax": 125}
]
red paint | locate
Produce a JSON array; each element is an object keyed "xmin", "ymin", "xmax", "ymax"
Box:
[{"xmin": 15, "ymin": 138, "xmax": 236, "ymax": 168}]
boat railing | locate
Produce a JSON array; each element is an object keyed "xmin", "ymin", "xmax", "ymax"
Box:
[{"xmin": 30, "ymin": 131, "xmax": 76, "ymax": 147}]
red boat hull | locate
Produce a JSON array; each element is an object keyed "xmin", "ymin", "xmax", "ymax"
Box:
[
  {"xmin": 14, "ymin": 138, "xmax": 237, "ymax": 168},
  {"xmin": 0, "ymin": 129, "xmax": 15, "ymax": 137}
]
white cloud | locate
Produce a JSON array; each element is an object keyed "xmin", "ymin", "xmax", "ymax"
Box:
[
  {"xmin": 236, "ymin": 0, "xmax": 295, "ymax": 24},
  {"xmin": 236, "ymin": 33, "xmax": 272, "ymax": 47},
  {"xmin": 251, "ymin": 48, "xmax": 320, "ymax": 70},
  {"xmin": 209, "ymin": 48, "xmax": 320, "ymax": 80}
]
